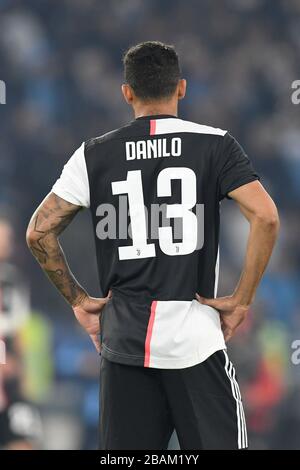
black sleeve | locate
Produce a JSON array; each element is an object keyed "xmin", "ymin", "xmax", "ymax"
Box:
[{"xmin": 217, "ymin": 133, "xmax": 259, "ymax": 200}]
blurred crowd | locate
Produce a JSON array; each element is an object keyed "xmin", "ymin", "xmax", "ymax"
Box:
[{"xmin": 1, "ymin": 0, "xmax": 300, "ymax": 449}]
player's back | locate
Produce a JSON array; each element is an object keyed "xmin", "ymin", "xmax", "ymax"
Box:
[
  {"xmin": 53, "ymin": 114, "xmax": 258, "ymax": 368},
  {"xmin": 86, "ymin": 115, "xmax": 227, "ymax": 300}
]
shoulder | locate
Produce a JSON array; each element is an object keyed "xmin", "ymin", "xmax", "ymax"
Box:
[{"xmin": 85, "ymin": 123, "xmax": 133, "ymax": 152}]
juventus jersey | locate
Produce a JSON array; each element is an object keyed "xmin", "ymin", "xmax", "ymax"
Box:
[{"xmin": 52, "ymin": 115, "xmax": 259, "ymax": 369}]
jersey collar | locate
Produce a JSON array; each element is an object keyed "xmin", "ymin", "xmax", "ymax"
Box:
[{"xmin": 135, "ymin": 114, "xmax": 179, "ymax": 121}]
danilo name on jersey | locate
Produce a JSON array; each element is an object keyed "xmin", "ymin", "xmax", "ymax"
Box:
[{"xmin": 125, "ymin": 137, "xmax": 181, "ymax": 160}]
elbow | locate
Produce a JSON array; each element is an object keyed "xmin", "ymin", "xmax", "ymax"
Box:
[
  {"xmin": 26, "ymin": 227, "xmax": 34, "ymax": 249},
  {"xmin": 26, "ymin": 223, "xmax": 38, "ymax": 249},
  {"xmin": 255, "ymin": 207, "xmax": 280, "ymax": 233}
]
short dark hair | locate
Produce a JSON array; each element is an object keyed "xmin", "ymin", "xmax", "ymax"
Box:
[{"xmin": 123, "ymin": 41, "xmax": 181, "ymax": 100}]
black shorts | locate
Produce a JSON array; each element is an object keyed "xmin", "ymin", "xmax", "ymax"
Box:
[{"xmin": 99, "ymin": 349, "xmax": 248, "ymax": 450}]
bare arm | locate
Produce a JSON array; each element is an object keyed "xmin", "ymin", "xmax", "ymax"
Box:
[
  {"xmin": 26, "ymin": 192, "xmax": 86, "ymax": 306},
  {"xmin": 26, "ymin": 192, "xmax": 110, "ymax": 351},
  {"xmin": 197, "ymin": 180, "xmax": 280, "ymax": 341},
  {"xmin": 229, "ymin": 180, "xmax": 279, "ymax": 306}
]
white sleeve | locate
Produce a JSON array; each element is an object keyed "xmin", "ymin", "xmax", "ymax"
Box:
[{"xmin": 52, "ymin": 142, "xmax": 90, "ymax": 208}]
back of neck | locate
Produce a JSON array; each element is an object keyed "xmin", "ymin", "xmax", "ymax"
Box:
[{"xmin": 133, "ymin": 102, "xmax": 178, "ymax": 119}]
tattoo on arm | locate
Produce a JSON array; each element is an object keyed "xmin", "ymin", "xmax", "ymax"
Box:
[{"xmin": 27, "ymin": 193, "xmax": 87, "ymax": 306}]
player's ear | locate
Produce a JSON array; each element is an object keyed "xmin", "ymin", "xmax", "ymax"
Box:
[
  {"xmin": 122, "ymin": 84, "xmax": 134, "ymax": 105},
  {"xmin": 178, "ymin": 79, "xmax": 187, "ymax": 100}
]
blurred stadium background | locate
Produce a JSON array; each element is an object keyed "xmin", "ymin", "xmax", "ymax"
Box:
[{"xmin": 1, "ymin": 0, "xmax": 300, "ymax": 450}]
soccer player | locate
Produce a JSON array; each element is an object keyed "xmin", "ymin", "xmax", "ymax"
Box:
[{"xmin": 26, "ymin": 41, "xmax": 279, "ymax": 450}]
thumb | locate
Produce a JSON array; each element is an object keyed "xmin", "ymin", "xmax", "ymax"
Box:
[
  {"xmin": 196, "ymin": 293, "xmax": 218, "ymax": 309},
  {"xmin": 86, "ymin": 296, "xmax": 109, "ymax": 314},
  {"xmin": 107, "ymin": 290, "xmax": 112, "ymax": 300},
  {"xmin": 98, "ymin": 291, "xmax": 112, "ymax": 305}
]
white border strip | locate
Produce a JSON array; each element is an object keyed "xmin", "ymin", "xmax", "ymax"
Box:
[
  {"xmin": 154, "ymin": 118, "xmax": 227, "ymax": 136},
  {"xmin": 223, "ymin": 350, "xmax": 248, "ymax": 449}
]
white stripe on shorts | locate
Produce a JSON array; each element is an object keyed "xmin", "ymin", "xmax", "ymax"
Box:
[{"xmin": 223, "ymin": 350, "xmax": 248, "ymax": 449}]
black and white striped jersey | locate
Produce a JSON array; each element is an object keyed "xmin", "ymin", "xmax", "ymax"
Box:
[{"xmin": 52, "ymin": 114, "xmax": 259, "ymax": 368}]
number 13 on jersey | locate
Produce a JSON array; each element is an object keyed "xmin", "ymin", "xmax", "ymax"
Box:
[{"xmin": 111, "ymin": 168, "xmax": 198, "ymax": 260}]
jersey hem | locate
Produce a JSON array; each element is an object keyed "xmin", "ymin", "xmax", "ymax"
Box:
[
  {"xmin": 101, "ymin": 344, "xmax": 144, "ymax": 367},
  {"xmin": 100, "ymin": 342, "xmax": 226, "ymax": 369}
]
